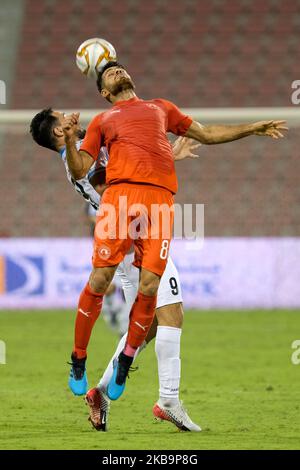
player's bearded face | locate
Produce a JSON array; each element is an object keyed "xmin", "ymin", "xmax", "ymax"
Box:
[{"xmin": 104, "ymin": 68, "xmax": 135, "ymax": 96}]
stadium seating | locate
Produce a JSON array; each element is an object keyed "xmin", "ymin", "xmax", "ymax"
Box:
[
  {"xmin": 11, "ymin": 0, "xmax": 298, "ymax": 108},
  {"xmin": 0, "ymin": 0, "xmax": 298, "ymax": 237}
]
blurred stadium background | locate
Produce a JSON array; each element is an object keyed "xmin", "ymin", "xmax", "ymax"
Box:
[{"xmin": 0, "ymin": 0, "xmax": 299, "ymax": 309}]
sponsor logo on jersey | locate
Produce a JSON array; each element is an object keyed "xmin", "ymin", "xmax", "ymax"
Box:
[
  {"xmin": 103, "ymin": 108, "xmax": 121, "ymax": 118},
  {"xmin": 145, "ymin": 103, "xmax": 158, "ymax": 110}
]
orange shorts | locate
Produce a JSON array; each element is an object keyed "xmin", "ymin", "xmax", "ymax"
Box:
[{"xmin": 92, "ymin": 183, "xmax": 174, "ymax": 276}]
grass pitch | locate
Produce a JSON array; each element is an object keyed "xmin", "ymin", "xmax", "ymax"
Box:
[{"xmin": 0, "ymin": 309, "xmax": 299, "ymax": 450}]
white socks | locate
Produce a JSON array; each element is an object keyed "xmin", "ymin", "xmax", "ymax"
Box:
[
  {"xmin": 98, "ymin": 325, "xmax": 182, "ymax": 408},
  {"xmin": 155, "ymin": 326, "xmax": 181, "ymax": 407},
  {"xmin": 98, "ymin": 333, "xmax": 146, "ymax": 392}
]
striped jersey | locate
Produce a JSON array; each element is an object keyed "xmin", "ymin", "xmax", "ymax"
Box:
[{"xmin": 59, "ymin": 140, "xmax": 108, "ymax": 210}]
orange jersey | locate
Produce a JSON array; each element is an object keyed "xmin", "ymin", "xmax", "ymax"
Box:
[{"xmin": 80, "ymin": 97, "xmax": 192, "ymax": 194}]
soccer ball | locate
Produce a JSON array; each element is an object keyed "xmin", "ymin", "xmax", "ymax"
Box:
[{"xmin": 76, "ymin": 38, "xmax": 117, "ymax": 79}]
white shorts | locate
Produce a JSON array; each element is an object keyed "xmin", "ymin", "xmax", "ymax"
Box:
[{"xmin": 116, "ymin": 252, "xmax": 183, "ymax": 310}]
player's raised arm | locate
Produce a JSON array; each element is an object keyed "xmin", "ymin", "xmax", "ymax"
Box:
[
  {"xmin": 62, "ymin": 113, "xmax": 94, "ymax": 179},
  {"xmin": 185, "ymin": 120, "xmax": 288, "ymax": 145}
]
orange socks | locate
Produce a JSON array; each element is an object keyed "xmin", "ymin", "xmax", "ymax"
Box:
[
  {"xmin": 126, "ymin": 292, "xmax": 157, "ymax": 352},
  {"xmin": 73, "ymin": 287, "xmax": 156, "ymax": 359},
  {"xmin": 73, "ymin": 283, "xmax": 103, "ymax": 359}
]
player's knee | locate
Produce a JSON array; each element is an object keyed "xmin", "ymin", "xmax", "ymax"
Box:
[
  {"xmin": 140, "ymin": 283, "xmax": 158, "ymax": 297},
  {"xmin": 139, "ymin": 272, "xmax": 160, "ymax": 297},
  {"xmin": 89, "ymin": 273, "xmax": 108, "ymax": 293},
  {"xmin": 156, "ymin": 303, "xmax": 183, "ymax": 328},
  {"xmin": 89, "ymin": 267, "xmax": 114, "ymax": 294}
]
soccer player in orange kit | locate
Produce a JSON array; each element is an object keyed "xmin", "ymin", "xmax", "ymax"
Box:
[{"xmin": 63, "ymin": 61, "xmax": 287, "ymax": 401}]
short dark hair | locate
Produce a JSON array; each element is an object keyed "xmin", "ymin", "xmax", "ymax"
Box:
[
  {"xmin": 96, "ymin": 61, "xmax": 125, "ymax": 92},
  {"xmin": 30, "ymin": 108, "xmax": 58, "ymax": 151}
]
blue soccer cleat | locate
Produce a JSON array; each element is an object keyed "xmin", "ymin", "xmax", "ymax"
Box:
[
  {"xmin": 68, "ymin": 353, "xmax": 88, "ymax": 396},
  {"xmin": 107, "ymin": 352, "xmax": 133, "ymax": 400}
]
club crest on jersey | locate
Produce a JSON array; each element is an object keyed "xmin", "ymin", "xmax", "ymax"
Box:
[{"xmin": 97, "ymin": 245, "xmax": 111, "ymax": 260}]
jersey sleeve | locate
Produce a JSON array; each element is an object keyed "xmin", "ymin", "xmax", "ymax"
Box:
[
  {"xmin": 158, "ymin": 99, "xmax": 193, "ymax": 135},
  {"xmin": 80, "ymin": 115, "xmax": 102, "ymax": 161}
]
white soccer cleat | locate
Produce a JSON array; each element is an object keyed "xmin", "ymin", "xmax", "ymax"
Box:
[
  {"xmin": 153, "ymin": 401, "xmax": 201, "ymax": 432},
  {"xmin": 85, "ymin": 387, "xmax": 110, "ymax": 431}
]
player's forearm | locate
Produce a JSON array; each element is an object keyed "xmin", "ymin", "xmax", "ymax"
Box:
[
  {"xmin": 65, "ymin": 136, "xmax": 86, "ymax": 179},
  {"xmin": 186, "ymin": 121, "xmax": 255, "ymax": 145},
  {"xmin": 202, "ymin": 123, "xmax": 255, "ymax": 144}
]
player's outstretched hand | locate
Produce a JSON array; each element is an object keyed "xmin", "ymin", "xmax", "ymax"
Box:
[
  {"xmin": 173, "ymin": 136, "xmax": 201, "ymax": 161},
  {"xmin": 62, "ymin": 112, "xmax": 80, "ymax": 139},
  {"xmin": 252, "ymin": 120, "xmax": 288, "ymax": 139}
]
